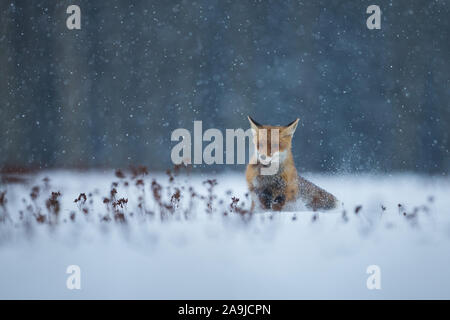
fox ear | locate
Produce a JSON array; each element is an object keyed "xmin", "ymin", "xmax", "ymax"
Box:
[
  {"xmin": 248, "ymin": 116, "xmax": 262, "ymax": 129},
  {"xmin": 282, "ymin": 118, "xmax": 300, "ymax": 136}
]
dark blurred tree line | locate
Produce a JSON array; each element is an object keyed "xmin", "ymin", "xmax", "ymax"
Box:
[{"xmin": 0, "ymin": 0, "xmax": 449, "ymax": 173}]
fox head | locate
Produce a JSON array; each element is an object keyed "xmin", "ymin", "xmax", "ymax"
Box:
[{"xmin": 248, "ymin": 116, "xmax": 299, "ymax": 166}]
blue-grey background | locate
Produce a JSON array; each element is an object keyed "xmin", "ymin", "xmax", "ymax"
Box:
[{"xmin": 0, "ymin": 0, "xmax": 449, "ymax": 173}]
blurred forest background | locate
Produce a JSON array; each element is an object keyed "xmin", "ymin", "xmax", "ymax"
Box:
[{"xmin": 0, "ymin": 0, "xmax": 449, "ymax": 174}]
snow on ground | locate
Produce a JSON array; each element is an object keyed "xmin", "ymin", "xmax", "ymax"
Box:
[{"xmin": 0, "ymin": 169, "xmax": 450, "ymax": 299}]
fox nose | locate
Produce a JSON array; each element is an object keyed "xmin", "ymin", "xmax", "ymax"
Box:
[{"xmin": 258, "ymin": 154, "xmax": 272, "ymax": 165}]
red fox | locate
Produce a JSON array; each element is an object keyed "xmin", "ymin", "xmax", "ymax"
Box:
[{"xmin": 246, "ymin": 116, "xmax": 338, "ymax": 212}]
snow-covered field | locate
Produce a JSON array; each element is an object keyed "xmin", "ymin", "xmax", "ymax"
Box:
[{"xmin": 1, "ymin": 169, "xmax": 450, "ymax": 299}]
